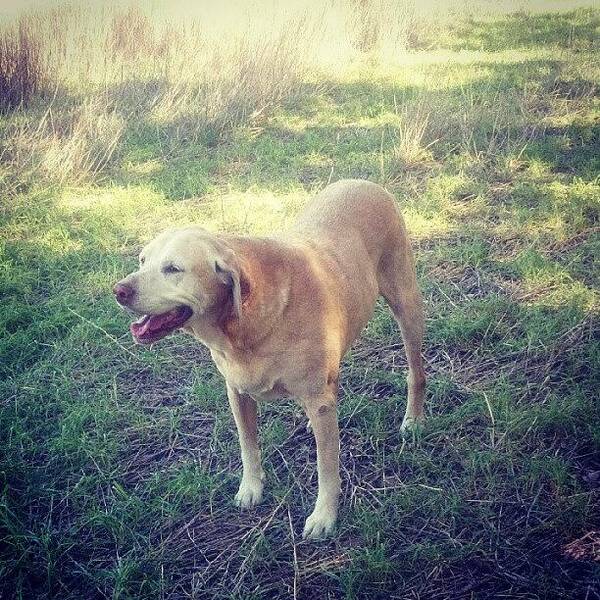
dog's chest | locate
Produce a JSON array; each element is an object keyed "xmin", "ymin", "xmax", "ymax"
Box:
[{"xmin": 210, "ymin": 349, "xmax": 291, "ymax": 401}]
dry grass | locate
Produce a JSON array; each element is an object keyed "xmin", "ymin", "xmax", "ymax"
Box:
[
  {"xmin": 385, "ymin": 101, "xmax": 438, "ymax": 178},
  {"xmin": 3, "ymin": 0, "xmax": 589, "ymax": 191},
  {"xmin": 0, "ymin": 18, "xmax": 45, "ymax": 112},
  {"xmin": 0, "ymin": 0, "xmax": 448, "ymax": 191},
  {"xmin": 2, "ymin": 96, "xmax": 125, "ymax": 188}
]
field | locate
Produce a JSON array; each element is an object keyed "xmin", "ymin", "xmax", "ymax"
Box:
[{"xmin": 1, "ymin": 1, "xmax": 599, "ymax": 598}]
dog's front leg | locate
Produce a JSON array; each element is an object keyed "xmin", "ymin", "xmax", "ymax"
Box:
[
  {"xmin": 226, "ymin": 383, "xmax": 265, "ymax": 508},
  {"xmin": 302, "ymin": 392, "xmax": 341, "ymax": 539}
]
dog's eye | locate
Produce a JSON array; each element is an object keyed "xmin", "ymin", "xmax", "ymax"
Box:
[
  {"xmin": 163, "ymin": 263, "xmax": 183, "ymax": 275},
  {"xmin": 139, "ymin": 256, "xmax": 145, "ymax": 265}
]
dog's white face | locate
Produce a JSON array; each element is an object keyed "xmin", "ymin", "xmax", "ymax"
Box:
[{"xmin": 114, "ymin": 227, "xmax": 235, "ymax": 344}]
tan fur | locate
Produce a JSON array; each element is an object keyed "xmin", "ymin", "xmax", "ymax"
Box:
[{"xmin": 115, "ymin": 179, "xmax": 426, "ymax": 538}]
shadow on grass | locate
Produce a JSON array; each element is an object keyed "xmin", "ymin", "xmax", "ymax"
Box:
[{"xmin": 525, "ymin": 122, "xmax": 600, "ymax": 180}]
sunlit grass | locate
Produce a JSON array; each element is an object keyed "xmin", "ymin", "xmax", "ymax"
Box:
[{"xmin": 1, "ymin": 2, "xmax": 599, "ymax": 599}]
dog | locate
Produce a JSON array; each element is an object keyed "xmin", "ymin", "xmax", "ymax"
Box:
[{"xmin": 113, "ymin": 179, "xmax": 426, "ymax": 539}]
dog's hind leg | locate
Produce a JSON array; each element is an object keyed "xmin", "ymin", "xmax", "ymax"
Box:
[{"xmin": 377, "ymin": 236, "xmax": 426, "ymax": 432}]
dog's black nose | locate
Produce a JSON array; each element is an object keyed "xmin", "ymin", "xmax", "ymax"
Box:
[{"xmin": 113, "ymin": 282, "xmax": 134, "ymax": 305}]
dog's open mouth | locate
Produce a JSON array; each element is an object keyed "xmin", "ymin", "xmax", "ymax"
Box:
[{"xmin": 130, "ymin": 305, "xmax": 193, "ymax": 344}]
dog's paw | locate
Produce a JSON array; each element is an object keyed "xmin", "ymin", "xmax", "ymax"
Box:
[
  {"xmin": 302, "ymin": 506, "xmax": 337, "ymax": 540},
  {"xmin": 400, "ymin": 414, "xmax": 424, "ymax": 436},
  {"xmin": 234, "ymin": 476, "xmax": 264, "ymax": 509}
]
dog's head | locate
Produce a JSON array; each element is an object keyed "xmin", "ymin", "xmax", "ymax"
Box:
[{"xmin": 113, "ymin": 227, "xmax": 244, "ymax": 344}]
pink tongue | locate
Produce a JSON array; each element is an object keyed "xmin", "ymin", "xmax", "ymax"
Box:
[{"xmin": 136, "ymin": 311, "xmax": 176, "ymax": 336}]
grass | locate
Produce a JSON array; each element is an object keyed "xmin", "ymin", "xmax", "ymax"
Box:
[{"xmin": 1, "ymin": 2, "xmax": 600, "ymax": 599}]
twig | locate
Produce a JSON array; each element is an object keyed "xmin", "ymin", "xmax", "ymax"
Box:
[
  {"xmin": 481, "ymin": 390, "xmax": 496, "ymax": 448},
  {"xmin": 232, "ymin": 489, "xmax": 292, "ymax": 593},
  {"xmin": 526, "ymin": 484, "xmax": 544, "ymax": 528},
  {"xmin": 288, "ymin": 506, "xmax": 299, "ymax": 600},
  {"xmin": 67, "ymin": 307, "xmax": 139, "ymax": 359}
]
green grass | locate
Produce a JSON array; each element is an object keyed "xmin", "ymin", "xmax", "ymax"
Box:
[{"xmin": 1, "ymin": 7, "xmax": 600, "ymax": 600}]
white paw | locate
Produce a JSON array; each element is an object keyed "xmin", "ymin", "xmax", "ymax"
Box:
[
  {"xmin": 400, "ymin": 414, "xmax": 424, "ymax": 435},
  {"xmin": 302, "ymin": 505, "xmax": 337, "ymax": 539},
  {"xmin": 234, "ymin": 476, "xmax": 264, "ymax": 509}
]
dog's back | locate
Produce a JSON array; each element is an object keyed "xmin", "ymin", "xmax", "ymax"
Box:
[{"xmin": 292, "ymin": 179, "xmax": 406, "ymax": 266}]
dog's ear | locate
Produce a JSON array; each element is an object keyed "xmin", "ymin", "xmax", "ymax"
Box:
[{"xmin": 214, "ymin": 255, "xmax": 243, "ymax": 318}]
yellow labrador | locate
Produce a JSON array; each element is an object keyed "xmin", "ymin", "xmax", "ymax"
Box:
[{"xmin": 114, "ymin": 179, "xmax": 426, "ymax": 538}]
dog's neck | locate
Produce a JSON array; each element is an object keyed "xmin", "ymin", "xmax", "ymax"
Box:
[{"xmin": 188, "ymin": 237, "xmax": 291, "ymax": 355}]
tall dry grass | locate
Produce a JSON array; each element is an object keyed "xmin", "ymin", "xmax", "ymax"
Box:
[
  {"xmin": 0, "ymin": 19, "xmax": 45, "ymax": 113},
  {"xmin": 3, "ymin": 97, "xmax": 125, "ymax": 189},
  {"xmin": 7, "ymin": 1, "xmax": 434, "ymax": 191},
  {"xmin": 1, "ymin": 0, "xmax": 584, "ymax": 193}
]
